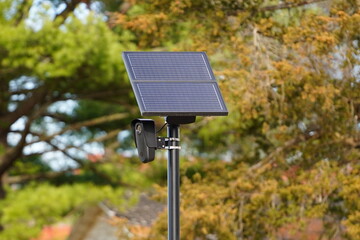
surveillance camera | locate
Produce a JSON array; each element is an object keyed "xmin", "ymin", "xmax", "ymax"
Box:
[{"xmin": 131, "ymin": 119, "xmax": 157, "ymax": 163}]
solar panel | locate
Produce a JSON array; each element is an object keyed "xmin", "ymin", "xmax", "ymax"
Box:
[{"xmin": 122, "ymin": 52, "xmax": 228, "ymax": 116}]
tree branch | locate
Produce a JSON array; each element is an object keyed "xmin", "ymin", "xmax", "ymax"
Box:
[
  {"xmin": 41, "ymin": 112, "xmax": 71, "ymax": 123},
  {"xmin": 54, "ymin": 0, "xmax": 91, "ymax": 23},
  {"xmin": 0, "ymin": 86, "xmax": 48, "ymax": 130},
  {"xmin": 14, "ymin": 0, "xmax": 32, "ymax": 26},
  {"xmin": 248, "ymin": 132, "xmax": 321, "ymax": 175},
  {"xmin": 3, "ymin": 169, "xmax": 77, "ymax": 184},
  {"xmin": 9, "ymin": 89, "xmax": 36, "ymax": 95},
  {"xmin": 77, "ymin": 89, "xmax": 129, "ymax": 100},
  {"xmin": 26, "ymin": 113, "xmax": 128, "ymax": 146},
  {"xmin": 259, "ymin": 0, "xmax": 327, "ymax": 12},
  {"xmin": 0, "ymin": 117, "xmax": 32, "ymax": 176},
  {"xmin": 88, "ymin": 129, "xmax": 122, "ymax": 143},
  {"xmin": 0, "ymin": 100, "xmax": 56, "ymax": 176},
  {"xmin": 23, "ymin": 145, "xmax": 75, "ymax": 159},
  {"xmin": 46, "ymin": 141, "xmax": 130, "ymax": 187}
]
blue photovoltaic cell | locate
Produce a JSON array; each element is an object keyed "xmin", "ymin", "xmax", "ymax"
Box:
[
  {"xmin": 122, "ymin": 51, "xmax": 228, "ymax": 116},
  {"xmin": 132, "ymin": 66, "xmax": 211, "ymax": 81},
  {"xmin": 135, "ymin": 82, "xmax": 224, "ymax": 115},
  {"xmin": 125, "ymin": 52, "xmax": 214, "ymax": 81}
]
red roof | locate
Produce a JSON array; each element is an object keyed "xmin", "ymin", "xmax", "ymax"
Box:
[{"xmin": 32, "ymin": 224, "xmax": 71, "ymax": 240}]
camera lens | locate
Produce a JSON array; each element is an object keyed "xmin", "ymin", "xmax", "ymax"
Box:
[{"xmin": 135, "ymin": 123, "xmax": 142, "ymax": 134}]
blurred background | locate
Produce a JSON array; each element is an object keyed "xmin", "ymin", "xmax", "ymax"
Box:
[{"xmin": 0, "ymin": 0, "xmax": 359, "ymax": 239}]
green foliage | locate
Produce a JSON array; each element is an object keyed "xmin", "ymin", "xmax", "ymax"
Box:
[
  {"xmin": 0, "ymin": 183, "xmax": 127, "ymax": 240},
  {"xmin": 0, "ymin": 1, "xmax": 139, "ymax": 238},
  {"xmin": 71, "ymin": 99, "xmax": 134, "ymax": 132},
  {"xmin": 97, "ymin": 157, "xmax": 155, "ymax": 188},
  {"xmin": 9, "ymin": 155, "xmax": 51, "ymax": 176},
  {"xmin": 0, "ymin": 0, "xmax": 136, "ymax": 188},
  {"xmin": 0, "ymin": 14, "xmax": 125, "ymax": 89}
]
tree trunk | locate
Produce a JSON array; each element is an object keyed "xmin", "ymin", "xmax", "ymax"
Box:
[
  {"xmin": 0, "ymin": 126, "xmax": 8, "ymax": 200},
  {"xmin": 0, "ymin": 169, "xmax": 6, "ymax": 232},
  {"xmin": 0, "ymin": 177, "xmax": 6, "ymax": 200}
]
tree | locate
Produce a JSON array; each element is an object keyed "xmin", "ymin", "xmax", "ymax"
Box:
[
  {"xmin": 0, "ymin": 183, "xmax": 129, "ymax": 240},
  {"xmin": 0, "ymin": 0, "xmax": 136, "ymax": 199},
  {"xmin": 0, "ymin": 1, "xmax": 154, "ymax": 238},
  {"xmin": 111, "ymin": 0, "xmax": 360, "ymax": 239}
]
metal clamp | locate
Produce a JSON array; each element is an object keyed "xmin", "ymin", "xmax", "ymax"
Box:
[
  {"xmin": 165, "ymin": 137, "xmax": 180, "ymax": 142},
  {"xmin": 165, "ymin": 146, "xmax": 181, "ymax": 150},
  {"xmin": 157, "ymin": 137, "xmax": 181, "ymax": 150}
]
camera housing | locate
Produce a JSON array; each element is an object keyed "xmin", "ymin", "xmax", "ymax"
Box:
[{"xmin": 131, "ymin": 119, "xmax": 157, "ymax": 163}]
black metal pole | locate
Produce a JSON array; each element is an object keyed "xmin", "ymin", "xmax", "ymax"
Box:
[{"xmin": 167, "ymin": 124, "xmax": 180, "ymax": 240}]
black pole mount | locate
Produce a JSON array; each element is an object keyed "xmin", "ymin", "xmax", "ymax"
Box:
[
  {"xmin": 131, "ymin": 116, "xmax": 195, "ymax": 163},
  {"xmin": 165, "ymin": 116, "xmax": 196, "ymax": 125},
  {"xmin": 131, "ymin": 116, "xmax": 196, "ymax": 240},
  {"xmin": 157, "ymin": 137, "xmax": 181, "ymax": 150}
]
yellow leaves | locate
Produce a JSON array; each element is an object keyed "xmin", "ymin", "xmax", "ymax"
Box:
[
  {"xmin": 316, "ymin": 15, "xmax": 333, "ymax": 23},
  {"xmin": 179, "ymin": 204, "xmax": 235, "ymax": 240},
  {"xmin": 256, "ymin": 18, "xmax": 275, "ymax": 35},
  {"xmin": 115, "ymin": 217, "xmax": 152, "ymax": 240},
  {"xmin": 262, "ymin": 122, "xmax": 270, "ymax": 133},
  {"xmin": 192, "ymin": 172, "xmax": 202, "ymax": 182},
  {"xmin": 149, "ymin": 158, "xmax": 360, "ymax": 239},
  {"xmin": 215, "ymin": 10, "xmax": 224, "ymax": 18},
  {"xmin": 335, "ymin": 10, "xmax": 360, "ymax": 42},
  {"xmin": 269, "ymin": 58, "xmax": 344, "ymax": 117},
  {"xmin": 227, "ymin": 12, "xmax": 251, "ymax": 31},
  {"xmin": 230, "ymin": 177, "xmax": 256, "ymax": 194},
  {"xmin": 301, "ymin": 82, "xmax": 340, "ymax": 111},
  {"xmin": 261, "ymin": 180, "xmax": 279, "ymax": 197},
  {"xmin": 335, "ymin": 10, "xmax": 350, "ymax": 20},
  {"xmin": 284, "ymin": 9, "xmax": 360, "ymax": 58},
  {"xmin": 283, "ymin": 13, "xmax": 342, "ymax": 55},
  {"xmin": 110, "ymin": 1, "xmax": 360, "ymax": 237},
  {"xmin": 341, "ymin": 174, "xmax": 360, "ymax": 209},
  {"xmin": 169, "ymin": 0, "xmax": 191, "ymax": 15},
  {"xmin": 343, "ymin": 211, "xmax": 360, "ymax": 239},
  {"xmin": 119, "ymin": 13, "xmax": 168, "ymax": 34},
  {"xmin": 112, "ymin": 11, "xmax": 169, "ymax": 47},
  {"xmin": 111, "ymin": 13, "xmax": 127, "ymax": 25},
  {"xmin": 341, "ymin": 171, "xmax": 360, "ymax": 239},
  {"xmin": 272, "ymin": 61, "xmax": 304, "ymax": 85},
  {"xmin": 314, "ymin": 32, "xmax": 336, "ymax": 46}
]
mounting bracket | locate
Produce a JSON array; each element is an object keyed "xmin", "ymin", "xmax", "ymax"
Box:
[{"xmin": 157, "ymin": 137, "xmax": 181, "ymax": 150}]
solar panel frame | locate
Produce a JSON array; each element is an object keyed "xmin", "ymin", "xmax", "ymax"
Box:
[{"xmin": 123, "ymin": 51, "xmax": 228, "ymax": 116}]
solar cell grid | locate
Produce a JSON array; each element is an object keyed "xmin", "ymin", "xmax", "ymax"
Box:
[
  {"xmin": 128, "ymin": 52, "xmax": 206, "ymax": 66},
  {"xmin": 132, "ymin": 66, "xmax": 211, "ymax": 81},
  {"xmin": 135, "ymin": 82, "xmax": 223, "ymax": 113},
  {"xmin": 125, "ymin": 52, "xmax": 214, "ymax": 81},
  {"xmin": 122, "ymin": 51, "xmax": 228, "ymax": 116}
]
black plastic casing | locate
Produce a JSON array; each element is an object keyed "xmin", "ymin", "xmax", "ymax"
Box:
[{"xmin": 131, "ymin": 119, "xmax": 157, "ymax": 163}]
